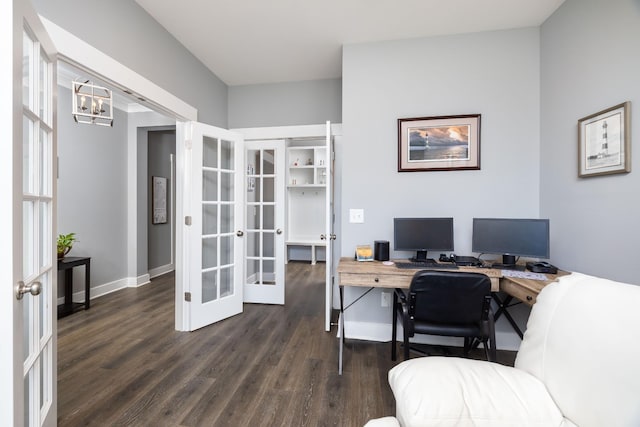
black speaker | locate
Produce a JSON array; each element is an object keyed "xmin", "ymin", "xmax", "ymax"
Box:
[{"xmin": 374, "ymin": 240, "xmax": 390, "ymax": 261}]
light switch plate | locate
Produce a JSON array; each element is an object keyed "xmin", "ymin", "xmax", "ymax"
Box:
[{"xmin": 349, "ymin": 209, "xmax": 364, "ymax": 223}]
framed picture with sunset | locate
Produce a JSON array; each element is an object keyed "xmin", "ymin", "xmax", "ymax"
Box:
[{"xmin": 398, "ymin": 114, "xmax": 481, "ymax": 172}]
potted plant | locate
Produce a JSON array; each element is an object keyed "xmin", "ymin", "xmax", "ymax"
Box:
[{"xmin": 57, "ymin": 233, "xmax": 77, "ymax": 259}]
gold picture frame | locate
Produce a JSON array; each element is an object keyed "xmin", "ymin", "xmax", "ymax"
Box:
[{"xmin": 578, "ymin": 102, "xmax": 631, "ymax": 178}]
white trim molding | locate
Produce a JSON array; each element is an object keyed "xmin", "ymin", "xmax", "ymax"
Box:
[
  {"xmin": 39, "ymin": 17, "xmax": 197, "ymax": 122},
  {"xmin": 149, "ymin": 263, "xmax": 175, "ymax": 279}
]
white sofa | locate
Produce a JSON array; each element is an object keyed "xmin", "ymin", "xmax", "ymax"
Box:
[{"xmin": 365, "ymin": 272, "xmax": 640, "ymax": 427}]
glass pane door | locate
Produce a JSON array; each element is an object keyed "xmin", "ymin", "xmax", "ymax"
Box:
[
  {"xmin": 20, "ymin": 16, "xmax": 56, "ymax": 427},
  {"xmin": 244, "ymin": 140, "xmax": 285, "ymax": 305},
  {"xmin": 185, "ymin": 122, "xmax": 244, "ymax": 331}
]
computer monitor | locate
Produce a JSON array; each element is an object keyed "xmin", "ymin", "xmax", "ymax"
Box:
[
  {"xmin": 394, "ymin": 217, "xmax": 454, "ymax": 262},
  {"xmin": 472, "ymin": 218, "xmax": 550, "ymax": 269}
]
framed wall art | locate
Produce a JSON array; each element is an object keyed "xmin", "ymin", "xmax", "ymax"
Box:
[
  {"xmin": 152, "ymin": 176, "xmax": 168, "ymax": 224},
  {"xmin": 398, "ymin": 114, "xmax": 481, "ymax": 172},
  {"xmin": 578, "ymin": 101, "xmax": 631, "ymax": 178}
]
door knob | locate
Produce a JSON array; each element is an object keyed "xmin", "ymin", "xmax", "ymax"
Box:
[
  {"xmin": 16, "ymin": 281, "xmax": 41, "ymax": 300},
  {"xmin": 236, "ymin": 230, "xmax": 244, "ymax": 237},
  {"xmin": 276, "ymin": 229, "xmax": 283, "ymax": 235},
  {"xmin": 320, "ymin": 234, "xmax": 326, "ymax": 240},
  {"xmin": 330, "ymin": 234, "xmax": 337, "ymax": 240}
]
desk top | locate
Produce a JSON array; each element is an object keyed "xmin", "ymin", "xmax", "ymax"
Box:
[
  {"xmin": 337, "ymin": 257, "xmax": 501, "ymax": 280},
  {"xmin": 337, "ymin": 257, "xmax": 567, "ymax": 300}
]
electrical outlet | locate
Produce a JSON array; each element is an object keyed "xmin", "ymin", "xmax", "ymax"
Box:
[
  {"xmin": 381, "ymin": 291, "xmax": 390, "ymax": 308},
  {"xmin": 349, "ymin": 208, "xmax": 364, "ymax": 223}
]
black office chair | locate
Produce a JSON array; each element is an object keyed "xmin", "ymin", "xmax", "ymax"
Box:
[{"xmin": 391, "ymin": 270, "xmax": 497, "ymax": 362}]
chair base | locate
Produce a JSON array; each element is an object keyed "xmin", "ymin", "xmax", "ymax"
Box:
[
  {"xmin": 394, "ymin": 341, "xmax": 496, "ymax": 362},
  {"xmin": 400, "ymin": 342, "xmax": 453, "ymax": 357}
]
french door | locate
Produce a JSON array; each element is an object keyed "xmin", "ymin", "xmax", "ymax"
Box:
[
  {"xmin": 179, "ymin": 122, "xmax": 245, "ymax": 331},
  {"xmin": 244, "ymin": 140, "xmax": 286, "ymax": 304},
  {"xmin": 324, "ymin": 122, "xmax": 335, "ymax": 331},
  {"xmin": 1, "ymin": 0, "xmax": 57, "ymax": 425}
]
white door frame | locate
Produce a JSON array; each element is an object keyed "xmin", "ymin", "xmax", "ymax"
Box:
[{"xmin": 39, "ymin": 17, "xmax": 197, "ymax": 331}]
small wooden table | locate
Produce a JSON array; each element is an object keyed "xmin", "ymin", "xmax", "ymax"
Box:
[{"xmin": 58, "ymin": 256, "xmax": 91, "ymax": 318}]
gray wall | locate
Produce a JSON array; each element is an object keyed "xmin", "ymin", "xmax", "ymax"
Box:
[
  {"xmin": 57, "ymin": 86, "xmax": 128, "ymax": 294},
  {"xmin": 228, "ymin": 78, "xmax": 342, "ymax": 128},
  {"xmin": 341, "ymin": 28, "xmax": 541, "ymax": 346},
  {"xmin": 34, "ymin": 0, "xmax": 228, "ymax": 127},
  {"xmin": 540, "ymin": 0, "xmax": 640, "ymax": 285},
  {"xmin": 147, "ymin": 130, "xmax": 176, "ymax": 271}
]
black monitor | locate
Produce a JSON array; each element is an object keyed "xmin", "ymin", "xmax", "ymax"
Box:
[
  {"xmin": 472, "ymin": 218, "xmax": 550, "ymax": 269},
  {"xmin": 394, "ymin": 217, "xmax": 454, "ymax": 262}
]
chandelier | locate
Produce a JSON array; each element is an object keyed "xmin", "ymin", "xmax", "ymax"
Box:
[{"xmin": 71, "ymin": 80, "xmax": 113, "ymax": 126}]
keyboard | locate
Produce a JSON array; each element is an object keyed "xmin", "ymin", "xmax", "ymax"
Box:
[
  {"xmin": 395, "ymin": 262, "xmax": 459, "ymax": 270},
  {"xmin": 500, "ymin": 269, "xmax": 548, "ymax": 281}
]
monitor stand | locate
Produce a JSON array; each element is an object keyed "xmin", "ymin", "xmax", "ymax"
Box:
[
  {"xmin": 491, "ymin": 263, "xmax": 525, "ymax": 271},
  {"xmin": 410, "ymin": 251, "xmax": 436, "ymax": 264},
  {"xmin": 491, "ymin": 255, "xmax": 525, "ymax": 271}
]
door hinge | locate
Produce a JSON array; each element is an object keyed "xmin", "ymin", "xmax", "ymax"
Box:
[
  {"xmin": 185, "ymin": 216, "xmax": 192, "ymax": 226},
  {"xmin": 184, "ymin": 292, "xmax": 191, "ymax": 302}
]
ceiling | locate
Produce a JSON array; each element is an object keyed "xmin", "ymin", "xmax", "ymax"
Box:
[{"xmin": 135, "ymin": 0, "xmax": 565, "ymax": 86}]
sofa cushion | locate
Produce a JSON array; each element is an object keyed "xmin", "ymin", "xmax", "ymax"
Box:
[
  {"xmin": 515, "ymin": 273, "xmax": 640, "ymax": 427},
  {"xmin": 389, "ymin": 357, "xmax": 564, "ymax": 427}
]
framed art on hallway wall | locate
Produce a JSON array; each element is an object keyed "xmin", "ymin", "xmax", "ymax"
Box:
[{"xmin": 152, "ymin": 176, "xmax": 168, "ymax": 224}]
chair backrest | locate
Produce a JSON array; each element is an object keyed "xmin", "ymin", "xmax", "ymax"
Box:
[
  {"xmin": 408, "ymin": 271, "xmax": 491, "ymax": 324},
  {"xmin": 515, "ymin": 272, "xmax": 640, "ymax": 427}
]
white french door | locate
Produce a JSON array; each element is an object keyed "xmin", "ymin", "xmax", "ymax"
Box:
[
  {"xmin": 324, "ymin": 122, "xmax": 335, "ymax": 331},
  {"xmin": 179, "ymin": 122, "xmax": 245, "ymax": 331},
  {"xmin": 1, "ymin": 1, "xmax": 57, "ymax": 425},
  {"xmin": 243, "ymin": 140, "xmax": 286, "ymax": 304}
]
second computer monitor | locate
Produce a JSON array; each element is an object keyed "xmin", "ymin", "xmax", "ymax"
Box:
[
  {"xmin": 394, "ymin": 217, "xmax": 454, "ymax": 262},
  {"xmin": 472, "ymin": 218, "xmax": 550, "ymax": 267}
]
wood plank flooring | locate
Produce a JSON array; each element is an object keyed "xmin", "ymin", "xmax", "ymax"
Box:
[{"xmin": 58, "ymin": 262, "xmax": 515, "ymax": 427}]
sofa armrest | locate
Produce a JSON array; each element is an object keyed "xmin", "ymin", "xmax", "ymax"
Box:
[
  {"xmin": 389, "ymin": 357, "xmax": 564, "ymax": 427},
  {"xmin": 363, "ymin": 416, "xmax": 401, "ymax": 427}
]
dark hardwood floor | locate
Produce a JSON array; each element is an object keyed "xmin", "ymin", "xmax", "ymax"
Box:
[{"xmin": 58, "ymin": 262, "xmax": 515, "ymax": 427}]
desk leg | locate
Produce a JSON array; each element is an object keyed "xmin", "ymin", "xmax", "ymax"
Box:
[
  {"xmin": 84, "ymin": 260, "xmax": 91, "ymax": 310},
  {"xmin": 492, "ymin": 293, "xmax": 524, "ymax": 339},
  {"xmin": 338, "ymin": 285, "xmax": 344, "ymax": 375}
]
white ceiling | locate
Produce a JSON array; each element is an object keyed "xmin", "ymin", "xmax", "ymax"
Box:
[{"xmin": 135, "ymin": 0, "xmax": 565, "ymax": 86}]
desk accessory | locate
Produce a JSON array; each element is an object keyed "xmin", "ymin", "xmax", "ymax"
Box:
[
  {"xmin": 526, "ymin": 261, "xmax": 558, "ymax": 274},
  {"xmin": 355, "ymin": 245, "xmax": 374, "ymax": 262},
  {"xmin": 374, "ymin": 240, "xmax": 390, "ymax": 261}
]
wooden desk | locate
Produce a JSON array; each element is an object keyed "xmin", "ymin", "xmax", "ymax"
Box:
[
  {"xmin": 58, "ymin": 256, "xmax": 91, "ymax": 318},
  {"xmin": 337, "ymin": 257, "xmax": 501, "ymax": 292},
  {"xmin": 336, "ymin": 257, "xmax": 566, "ymax": 374}
]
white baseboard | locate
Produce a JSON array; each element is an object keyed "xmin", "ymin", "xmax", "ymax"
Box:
[
  {"xmin": 149, "ymin": 263, "xmax": 174, "ymax": 279},
  {"xmin": 341, "ymin": 319, "xmax": 522, "ymax": 352},
  {"xmin": 57, "ymin": 274, "xmax": 151, "ymax": 305},
  {"xmin": 127, "ymin": 274, "xmax": 151, "ymax": 288},
  {"xmin": 342, "ymin": 319, "xmax": 392, "ymax": 342}
]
